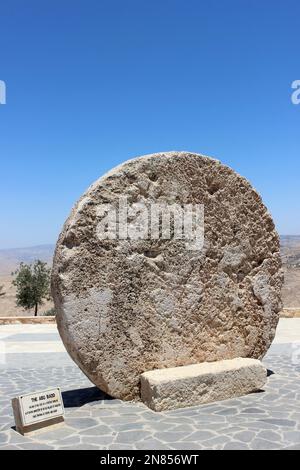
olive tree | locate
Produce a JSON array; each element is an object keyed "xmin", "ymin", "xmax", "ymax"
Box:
[{"xmin": 12, "ymin": 260, "xmax": 51, "ymax": 316}]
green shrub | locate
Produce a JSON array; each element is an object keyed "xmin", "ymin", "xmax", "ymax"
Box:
[{"xmin": 42, "ymin": 307, "xmax": 56, "ymax": 316}]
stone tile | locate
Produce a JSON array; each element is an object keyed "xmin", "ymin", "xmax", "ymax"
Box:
[
  {"xmin": 96, "ymin": 400, "xmax": 124, "ymax": 407},
  {"xmin": 88, "ymin": 409, "xmax": 119, "ymax": 418},
  {"xmin": 0, "ymin": 445, "xmax": 21, "ymax": 450},
  {"xmin": 232, "ymin": 431, "xmax": 256, "ymax": 442},
  {"xmin": 282, "ymin": 430, "xmax": 300, "ymax": 443},
  {"xmin": 139, "ymin": 412, "xmax": 163, "ymax": 421},
  {"xmin": 8, "ymin": 432, "xmax": 32, "ymax": 444},
  {"xmin": 241, "ymin": 407, "xmax": 266, "ymax": 414},
  {"xmin": 135, "ymin": 439, "xmax": 172, "ymax": 450},
  {"xmin": 53, "ymin": 435, "xmax": 81, "ymax": 447},
  {"xmin": 0, "ymin": 432, "xmax": 9, "ymax": 444},
  {"xmin": 217, "ymin": 425, "xmax": 245, "ymax": 434},
  {"xmin": 266, "ymin": 411, "xmax": 292, "ymax": 419},
  {"xmin": 160, "ymin": 416, "xmax": 194, "ymax": 424},
  {"xmin": 19, "ymin": 443, "xmax": 55, "ymax": 450},
  {"xmin": 79, "ymin": 424, "xmax": 112, "ymax": 436},
  {"xmin": 193, "ymin": 413, "xmax": 226, "ymax": 422},
  {"xmin": 215, "ymin": 408, "xmax": 239, "ymax": 416},
  {"xmin": 260, "ymin": 418, "xmax": 296, "ymax": 427},
  {"xmin": 246, "ymin": 421, "xmax": 280, "ymax": 431},
  {"xmin": 153, "ymin": 431, "xmax": 192, "ymax": 443},
  {"xmin": 62, "ymin": 443, "xmax": 102, "ymax": 450},
  {"xmin": 65, "ymin": 417, "xmax": 99, "ymax": 429},
  {"xmin": 257, "ymin": 430, "xmax": 282, "ymax": 442},
  {"xmin": 166, "ymin": 407, "xmax": 201, "ymax": 416},
  {"xmin": 223, "ymin": 441, "xmax": 249, "ymax": 450},
  {"xmin": 181, "ymin": 430, "xmax": 216, "ymax": 442},
  {"xmin": 201, "ymin": 436, "xmax": 232, "ymax": 448},
  {"xmin": 32, "ymin": 426, "xmax": 76, "ymax": 442},
  {"xmin": 220, "ymin": 400, "xmax": 244, "ymax": 407},
  {"xmin": 108, "ymin": 444, "xmax": 135, "ymax": 450},
  {"xmin": 116, "ymin": 405, "xmax": 146, "ymax": 414},
  {"xmin": 99, "ymin": 416, "xmax": 142, "ymax": 425},
  {"xmin": 1, "ymin": 423, "xmax": 16, "ymax": 433},
  {"xmin": 111, "ymin": 422, "xmax": 146, "ymax": 432},
  {"xmin": 170, "ymin": 442, "xmax": 203, "ymax": 450},
  {"xmin": 250, "ymin": 438, "xmax": 282, "ymax": 450},
  {"xmin": 222, "ymin": 416, "xmax": 250, "ymax": 425},
  {"xmin": 81, "ymin": 435, "xmax": 114, "ymax": 446},
  {"xmin": 114, "ymin": 430, "xmax": 152, "ymax": 444},
  {"xmin": 167, "ymin": 424, "xmax": 194, "ymax": 433},
  {"xmin": 144, "ymin": 421, "xmax": 174, "ymax": 432}
]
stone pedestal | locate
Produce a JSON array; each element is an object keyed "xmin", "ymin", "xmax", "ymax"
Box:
[{"xmin": 141, "ymin": 358, "xmax": 267, "ymax": 411}]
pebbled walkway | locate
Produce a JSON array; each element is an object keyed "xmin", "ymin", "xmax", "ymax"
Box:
[{"xmin": 0, "ymin": 320, "xmax": 300, "ymax": 450}]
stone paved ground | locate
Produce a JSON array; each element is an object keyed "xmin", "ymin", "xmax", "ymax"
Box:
[{"xmin": 0, "ymin": 320, "xmax": 300, "ymax": 450}]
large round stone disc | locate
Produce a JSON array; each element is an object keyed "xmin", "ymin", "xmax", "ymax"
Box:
[{"xmin": 51, "ymin": 152, "xmax": 283, "ymax": 400}]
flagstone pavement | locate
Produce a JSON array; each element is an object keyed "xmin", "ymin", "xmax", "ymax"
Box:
[{"xmin": 0, "ymin": 319, "xmax": 300, "ymax": 450}]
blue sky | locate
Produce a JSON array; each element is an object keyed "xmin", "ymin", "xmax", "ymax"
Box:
[{"xmin": 0, "ymin": 0, "xmax": 299, "ymax": 249}]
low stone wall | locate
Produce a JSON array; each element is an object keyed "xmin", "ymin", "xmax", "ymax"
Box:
[
  {"xmin": 0, "ymin": 316, "xmax": 56, "ymax": 325},
  {"xmin": 281, "ymin": 309, "xmax": 300, "ymax": 318},
  {"xmin": 0, "ymin": 311, "xmax": 298, "ymax": 324}
]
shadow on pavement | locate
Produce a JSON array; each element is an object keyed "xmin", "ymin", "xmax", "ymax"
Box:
[{"xmin": 62, "ymin": 386, "xmax": 113, "ymax": 408}]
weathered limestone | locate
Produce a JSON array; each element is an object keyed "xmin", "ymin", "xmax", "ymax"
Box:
[
  {"xmin": 140, "ymin": 358, "xmax": 267, "ymax": 411},
  {"xmin": 51, "ymin": 152, "xmax": 283, "ymax": 400}
]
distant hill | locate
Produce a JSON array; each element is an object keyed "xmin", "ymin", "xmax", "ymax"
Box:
[
  {"xmin": 280, "ymin": 236, "xmax": 300, "ymax": 309},
  {"xmin": 0, "ymin": 244, "xmax": 54, "ymax": 275},
  {"xmin": 281, "ymin": 235, "xmax": 300, "ymax": 268}
]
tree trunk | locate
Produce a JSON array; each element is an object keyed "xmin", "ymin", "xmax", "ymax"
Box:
[{"xmin": 34, "ymin": 303, "xmax": 38, "ymax": 316}]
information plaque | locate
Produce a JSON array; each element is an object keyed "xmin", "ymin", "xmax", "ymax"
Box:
[{"xmin": 12, "ymin": 387, "xmax": 65, "ymax": 435}]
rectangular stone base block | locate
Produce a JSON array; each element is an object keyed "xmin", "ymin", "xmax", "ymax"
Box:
[{"xmin": 140, "ymin": 357, "xmax": 267, "ymax": 412}]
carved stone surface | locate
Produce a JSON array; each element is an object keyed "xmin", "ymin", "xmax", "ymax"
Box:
[{"xmin": 51, "ymin": 152, "xmax": 283, "ymax": 400}]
